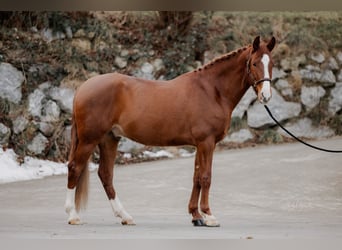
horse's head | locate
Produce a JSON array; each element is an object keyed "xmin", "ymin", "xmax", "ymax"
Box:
[{"xmin": 247, "ymin": 36, "xmax": 276, "ymax": 103}]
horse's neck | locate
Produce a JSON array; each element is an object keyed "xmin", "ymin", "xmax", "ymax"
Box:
[{"xmin": 208, "ymin": 49, "xmax": 251, "ymax": 111}]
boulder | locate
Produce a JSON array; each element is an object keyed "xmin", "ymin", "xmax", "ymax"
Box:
[
  {"xmin": 114, "ymin": 56, "xmax": 127, "ymax": 69},
  {"xmin": 223, "ymin": 129, "xmax": 254, "ymax": 143},
  {"xmin": 134, "ymin": 62, "xmax": 155, "ymax": 80},
  {"xmin": 152, "ymin": 58, "xmax": 164, "ymax": 71},
  {"xmin": 247, "ymin": 88, "xmax": 301, "ymax": 128},
  {"xmin": 232, "ymin": 88, "xmax": 256, "ymax": 118},
  {"xmin": 118, "ymin": 138, "xmax": 144, "ymax": 153},
  {"xmin": 300, "ymin": 66, "xmax": 336, "ymax": 84},
  {"xmin": 13, "ymin": 116, "xmax": 29, "ymax": 134},
  {"xmin": 328, "ymin": 82, "xmax": 342, "ymax": 115},
  {"xmin": 280, "ymin": 55, "xmax": 306, "ymax": 71},
  {"xmin": 327, "ymin": 57, "xmax": 339, "ymax": 71},
  {"xmin": 338, "ymin": 70, "xmax": 342, "ymax": 82},
  {"xmin": 38, "ymin": 122, "xmax": 55, "ymax": 137},
  {"xmin": 0, "ymin": 123, "xmax": 10, "ymax": 145},
  {"xmin": 278, "ymin": 118, "xmax": 334, "ymax": 139},
  {"xmin": 28, "ymin": 89, "xmax": 45, "ymax": 118},
  {"xmin": 27, "ymin": 133, "xmax": 49, "ymax": 155},
  {"xmin": 275, "ymin": 79, "xmax": 293, "ymax": 97},
  {"xmin": 309, "ymin": 52, "xmax": 325, "ymax": 63},
  {"xmin": 49, "ymin": 87, "xmax": 75, "ymax": 113},
  {"xmin": 71, "ymin": 38, "xmax": 91, "ymax": 51},
  {"xmin": 41, "ymin": 100, "xmax": 60, "ymax": 122},
  {"xmin": 272, "ymin": 67, "xmax": 287, "ymax": 80},
  {"xmin": 300, "ymin": 85, "xmax": 326, "ymax": 110},
  {"xmin": 63, "ymin": 125, "xmax": 72, "ymax": 145},
  {"xmin": 41, "ymin": 28, "xmax": 65, "ymax": 42},
  {"xmin": 336, "ymin": 51, "xmax": 342, "ymax": 65},
  {"xmin": 0, "ymin": 63, "xmax": 24, "ymax": 104}
]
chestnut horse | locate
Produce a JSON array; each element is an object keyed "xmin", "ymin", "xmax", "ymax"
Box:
[{"xmin": 65, "ymin": 36, "xmax": 276, "ymax": 227}]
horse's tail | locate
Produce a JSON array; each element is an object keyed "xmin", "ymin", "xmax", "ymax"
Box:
[{"xmin": 68, "ymin": 111, "xmax": 89, "ymax": 212}]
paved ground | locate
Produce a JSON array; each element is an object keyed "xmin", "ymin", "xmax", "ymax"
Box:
[{"xmin": 0, "ymin": 137, "xmax": 342, "ymax": 239}]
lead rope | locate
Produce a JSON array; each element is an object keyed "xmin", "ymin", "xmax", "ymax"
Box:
[{"xmin": 264, "ymin": 105, "xmax": 342, "ymax": 153}]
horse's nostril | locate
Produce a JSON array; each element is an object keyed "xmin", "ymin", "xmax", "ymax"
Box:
[{"xmin": 261, "ymin": 92, "xmax": 271, "ymax": 103}]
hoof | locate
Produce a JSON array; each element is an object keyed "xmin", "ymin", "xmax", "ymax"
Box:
[
  {"xmin": 192, "ymin": 218, "xmax": 206, "ymax": 227},
  {"xmin": 205, "ymin": 221, "xmax": 220, "ymax": 227},
  {"xmin": 121, "ymin": 218, "xmax": 136, "ymax": 226},
  {"xmin": 201, "ymin": 213, "xmax": 220, "ymax": 227},
  {"xmin": 68, "ymin": 218, "xmax": 82, "ymax": 225}
]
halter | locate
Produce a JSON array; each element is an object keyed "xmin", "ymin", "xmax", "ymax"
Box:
[{"xmin": 246, "ymin": 56, "xmax": 272, "ymax": 88}]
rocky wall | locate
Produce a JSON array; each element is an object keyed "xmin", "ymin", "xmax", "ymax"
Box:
[{"xmin": 1, "ymin": 28, "xmax": 342, "ymax": 162}]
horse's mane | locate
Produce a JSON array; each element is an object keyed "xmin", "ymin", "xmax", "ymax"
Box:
[{"xmin": 195, "ymin": 45, "xmax": 251, "ymax": 72}]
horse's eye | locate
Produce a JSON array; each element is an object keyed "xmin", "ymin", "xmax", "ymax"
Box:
[{"xmin": 253, "ymin": 63, "xmax": 257, "ymax": 67}]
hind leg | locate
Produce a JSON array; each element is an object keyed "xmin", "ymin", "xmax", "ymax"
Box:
[
  {"xmin": 98, "ymin": 133, "xmax": 135, "ymax": 225},
  {"xmin": 65, "ymin": 142, "xmax": 95, "ymax": 225}
]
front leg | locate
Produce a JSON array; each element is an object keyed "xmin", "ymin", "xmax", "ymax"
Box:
[
  {"xmin": 188, "ymin": 153, "xmax": 204, "ymax": 226},
  {"xmin": 188, "ymin": 138, "xmax": 220, "ymax": 227}
]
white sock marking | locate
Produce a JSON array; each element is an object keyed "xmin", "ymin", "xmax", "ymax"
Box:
[
  {"xmin": 110, "ymin": 196, "xmax": 134, "ymax": 223},
  {"xmin": 64, "ymin": 188, "xmax": 80, "ymax": 223}
]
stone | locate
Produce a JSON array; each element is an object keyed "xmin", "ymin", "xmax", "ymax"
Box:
[
  {"xmin": 41, "ymin": 28, "xmax": 65, "ymax": 42},
  {"xmin": 223, "ymin": 129, "xmax": 254, "ymax": 143},
  {"xmin": 336, "ymin": 51, "xmax": 342, "ymax": 65},
  {"xmin": 39, "ymin": 122, "xmax": 55, "ymax": 137},
  {"xmin": 232, "ymin": 88, "xmax": 257, "ymax": 118},
  {"xmin": 28, "ymin": 89, "xmax": 45, "ymax": 118},
  {"xmin": 309, "ymin": 52, "xmax": 325, "ymax": 63},
  {"xmin": 120, "ymin": 49, "xmax": 129, "ymax": 57},
  {"xmin": 203, "ymin": 50, "xmax": 217, "ymax": 64},
  {"xmin": 247, "ymin": 88, "xmax": 301, "ymax": 128},
  {"xmin": 38, "ymin": 81, "xmax": 52, "ymax": 93},
  {"xmin": 275, "ymin": 79, "xmax": 293, "ymax": 97},
  {"xmin": 328, "ymin": 82, "xmax": 342, "ymax": 115},
  {"xmin": 41, "ymin": 100, "xmax": 60, "ymax": 122},
  {"xmin": 65, "ymin": 26, "xmax": 73, "ymax": 39},
  {"xmin": 118, "ymin": 138, "xmax": 144, "ymax": 153},
  {"xmin": 141, "ymin": 62, "xmax": 154, "ymax": 75},
  {"xmin": 27, "ymin": 133, "xmax": 49, "ymax": 155},
  {"xmin": 327, "ymin": 57, "xmax": 339, "ymax": 71},
  {"xmin": 13, "ymin": 116, "xmax": 29, "ymax": 134},
  {"xmin": 0, "ymin": 123, "xmax": 10, "ymax": 145},
  {"xmin": 272, "ymin": 67, "xmax": 287, "ymax": 79},
  {"xmin": 152, "ymin": 58, "xmax": 164, "ymax": 71},
  {"xmin": 280, "ymin": 55, "xmax": 306, "ymax": 71},
  {"xmin": 95, "ymin": 40, "xmax": 109, "ymax": 51},
  {"xmin": 337, "ymin": 70, "xmax": 342, "ymax": 82},
  {"xmin": 300, "ymin": 67, "xmax": 336, "ymax": 84},
  {"xmin": 300, "ymin": 86, "xmax": 326, "ymax": 110},
  {"xmin": 0, "ymin": 63, "xmax": 24, "ymax": 104},
  {"xmin": 74, "ymin": 29, "xmax": 86, "ymax": 38},
  {"xmin": 49, "ymin": 87, "xmax": 75, "ymax": 113},
  {"xmin": 278, "ymin": 118, "xmax": 334, "ymax": 139},
  {"xmin": 87, "ymin": 31, "xmax": 96, "ymax": 39},
  {"xmin": 134, "ymin": 62, "xmax": 155, "ymax": 80},
  {"xmin": 321, "ymin": 70, "xmax": 336, "ymax": 83},
  {"xmin": 114, "ymin": 56, "xmax": 127, "ymax": 69},
  {"xmin": 71, "ymin": 38, "xmax": 91, "ymax": 51},
  {"xmin": 63, "ymin": 125, "xmax": 72, "ymax": 145}
]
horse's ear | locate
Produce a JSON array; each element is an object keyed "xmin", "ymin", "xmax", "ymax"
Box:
[
  {"xmin": 252, "ymin": 36, "xmax": 260, "ymax": 53},
  {"xmin": 267, "ymin": 36, "xmax": 276, "ymax": 52}
]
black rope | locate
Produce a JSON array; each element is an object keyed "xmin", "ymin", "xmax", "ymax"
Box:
[{"xmin": 264, "ymin": 105, "xmax": 342, "ymax": 153}]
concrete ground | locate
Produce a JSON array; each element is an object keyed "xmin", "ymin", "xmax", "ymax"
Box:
[{"xmin": 0, "ymin": 137, "xmax": 341, "ymax": 239}]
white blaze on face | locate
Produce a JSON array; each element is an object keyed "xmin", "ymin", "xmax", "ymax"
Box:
[{"xmin": 260, "ymin": 54, "xmax": 272, "ymax": 102}]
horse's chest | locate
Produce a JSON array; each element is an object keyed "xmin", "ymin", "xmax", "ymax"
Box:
[{"xmin": 213, "ymin": 118, "xmax": 230, "ymax": 142}]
